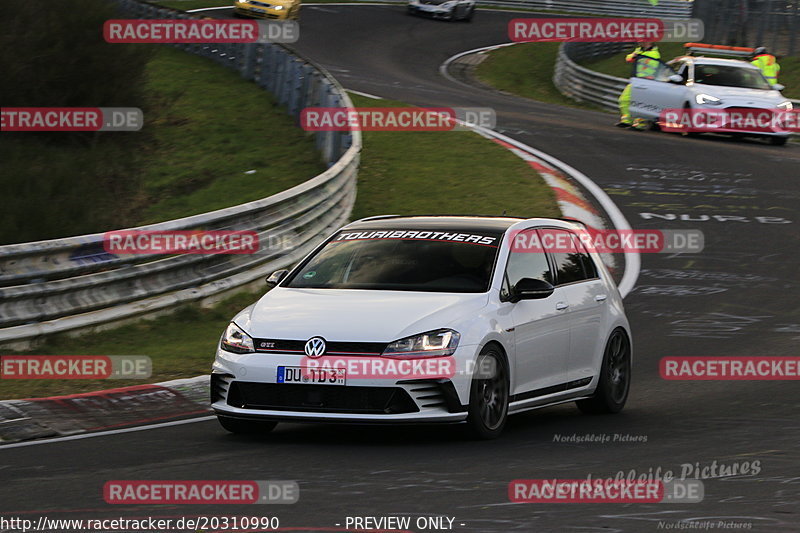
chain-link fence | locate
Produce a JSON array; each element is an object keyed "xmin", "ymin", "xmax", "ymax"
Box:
[{"xmin": 693, "ymin": 0, "xmax": 800, "ymax": 56}]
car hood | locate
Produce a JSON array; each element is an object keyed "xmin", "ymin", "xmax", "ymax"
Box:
[
  {"xmin": 692, "ymin": 85, "xmax": 784, "ymax": 101},
  {"xmin": 236, "ymin": 288, "xmax": 490, "ymax": 342}
]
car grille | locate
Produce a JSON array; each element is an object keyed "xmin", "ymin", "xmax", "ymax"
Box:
[
  {"xmin": 226, "ymin": 382, "xmax": 420, "ymax": 414},
  {"xmin": 252, "ymin": 338, "xmax": 388, "ymax": 356},
  {"xmin": 250, "ymin": 1, "xmax": 272, "ymax": 7}
]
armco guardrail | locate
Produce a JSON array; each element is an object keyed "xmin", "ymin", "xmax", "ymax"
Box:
[
  {"xmin": 554, "ymin": 42, "xmax": 800, "ymax": 112},
  {"xmin": 554, "ymin": 42, "xmax": 630, "ymax": 112},
  {"xmin": 0, "ymin": 0, "xmax": 361, "ymax": 349},
  {"xmin": 370, "ymin": 0, "xmax": 692, "ymax": 17}
]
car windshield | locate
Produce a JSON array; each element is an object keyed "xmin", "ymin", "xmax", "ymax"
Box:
[
  {"xmin": 694, "ymin": 64, "xmax": 772, "ymax": 90},
  {"xmin": 284, "ymin": 229, "xmax": 503, "ymax": 292}
]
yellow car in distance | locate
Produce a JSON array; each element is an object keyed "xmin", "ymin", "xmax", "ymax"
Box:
[{"xmin": 234, "ymin": 0, "xmax": 300, "ymax": 20}]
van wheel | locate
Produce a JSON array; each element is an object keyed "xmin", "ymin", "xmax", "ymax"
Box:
[
  {"xmin": 770, "ymin": 136, "xmax": 788, "ymax": 146},
  {"xmin": 466, "ymin": 345, "xmax": 509, "ymax": 439},
  {"xmin": 577, "ymin": 329, "xmax": 631, "ymax": 414}
]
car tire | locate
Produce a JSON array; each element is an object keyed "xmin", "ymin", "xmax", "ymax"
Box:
[
  {"xmin": 770, "ymin": 136, "xmax": 788, "ymax": 146},
  {"xmin": 576, "ymin": 328, "xmax": 631, "ymax": 414},
  {"xmin": 218, "ymin": 415, "xmax": 278, "ymax": 435},
  {"xmin": 466, "ymin": 345, "xmax": 509, "ymax": 439},
  {"xmin": 463, "ymin": 7, "xmax": 474, "ymax": 21}
]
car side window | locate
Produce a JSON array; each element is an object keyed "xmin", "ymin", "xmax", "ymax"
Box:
[
  {"xmin": 573, "ymin": 235, "xmax": 598, "ymax": 280},
  {"xmin": 675, "ymin": 62, "xmax": 688, "ymax": 83},
  {"xmin": 543, "ymin": 230, "xmax": 597, "ymax": 285},
  {"xmin": 504, "ymin": 229, "xmax": 554, "ymax": 293},
  {"xmin": 654, "ymin": 61, "xmax": 678, "ymax": 83}
]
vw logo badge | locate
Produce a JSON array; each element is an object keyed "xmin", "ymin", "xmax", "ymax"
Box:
[{"xmin": 304, "ymin": 337, "xmax": 327, "ymax": 358}]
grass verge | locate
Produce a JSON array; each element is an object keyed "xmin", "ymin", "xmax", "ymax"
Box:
[
  {"xmin": 1, "ymin": 96, "xmax": 559, "ymax": 399},
  {"xmin": 474, "ymin": 43, "xmax": 603, "ymax": 111},
  {"xmin": 134, "ymin": 47, "xmax": 324, "ymax": 225},
  {"xmin": 0, "ymin": 46, "xmax": 323, "ymax": 244}
]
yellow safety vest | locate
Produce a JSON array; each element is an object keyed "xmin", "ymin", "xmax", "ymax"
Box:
[
  {"xmin": 627, "ymin": 47, "xmax": 661, "ymax": 79},
  {"xmin": 751, "ymin": 54, "xmax": 780, "ymax": 85}
]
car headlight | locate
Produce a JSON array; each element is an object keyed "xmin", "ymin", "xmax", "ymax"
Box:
[
  {"xmin": 695, "ymin": 94, "xmax": 722, "ymax": 105},
  {"xmin": 382, "ymin": 329, "xmax": 460, "ymax": 358},
  {"xmin": 239, "ymin": 0, "xmax": 249, "ymax": 3},
  {"xmin": 777, "ymin": 101, "xmax": 793, "ymax": 111},
  {"xmin": 273, "ymin": 5, "xmax": 284, "ymax": 9},
  {"xmin": 221, "ymin": 322, "xmax": 255, "ymax": 354}
]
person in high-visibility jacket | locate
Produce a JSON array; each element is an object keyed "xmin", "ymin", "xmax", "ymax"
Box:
[
  {"xmin": 617, "ymin": 41, "xmax": 661, "ymax": 128},
  {"xmin": 750, "ymin": 47, "xmax": 780, "ymax": 86}
]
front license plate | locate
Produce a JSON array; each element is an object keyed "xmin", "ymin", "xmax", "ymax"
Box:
[{"xmin": 277, "ymin": 366, "xmax": 346, "ymax": 386}]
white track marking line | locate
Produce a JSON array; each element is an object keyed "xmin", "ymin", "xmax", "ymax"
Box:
[
  {"xmin": 347, "ymin": 89, "xmax": 382, "ymax": 99},
  {"xmin": 0, "ymin": 416, "xmax": 216, "ymax": 450},
  {"xmin": 189, "ymin": 3, "xmax": 398, "ymax": 11}
]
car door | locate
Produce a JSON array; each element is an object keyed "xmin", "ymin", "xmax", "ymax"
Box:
[
  {"xmin": 542, "ymin": 230, "xmax": 608, "ymax": 385},
  {"xmin": 502, "ymin": 228, "xmax": 569, "ymax": 397},
  {"xmin": 629, "ymin": 60, "xmax": 686, "ymax": 121}
]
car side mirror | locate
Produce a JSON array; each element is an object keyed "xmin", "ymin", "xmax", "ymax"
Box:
[
  {"xmin": 509, "ymin": 278, "xmax": 555, "ymax": 303},
  {"xmin": 668, "ymin": 74, "xmax": 684, "ymax": 84},
  {"xmin": 266, "ymin": 269, "xmax": 289, "ymax": 288},
  {"xmin": 773, "ymin": 83, "xmax": 785, "ymax": 91}
]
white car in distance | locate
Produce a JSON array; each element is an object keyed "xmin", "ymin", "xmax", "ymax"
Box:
[
  {"xmin": 407, "ymin": 0, "xmax": 475, "ymax": 21},
  {"xmin": 630, "ymin": 56, "xmax": 793, "ymax": 145}
]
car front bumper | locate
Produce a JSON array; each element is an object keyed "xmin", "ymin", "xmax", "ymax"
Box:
[
  {"xmin": 407, "ymin": 4, "xmax": 454, "ymax": 18},
  {"xmin": 211, "ymin": 346, "xmax": 476, "ymax": 423},
  {"xmin": 234, "ymin": 5, "xmax": 289, "ymax": 19}
]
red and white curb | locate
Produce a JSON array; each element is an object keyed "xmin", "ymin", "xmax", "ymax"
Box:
[{"xmin": 0, "ymin": 376, "xmax": 209, "ymax": 443}]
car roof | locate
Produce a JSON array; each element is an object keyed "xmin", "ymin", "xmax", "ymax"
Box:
[
  {"xmin": 675, "ymin": 56, "xmax": 760, "ymax": 69},
  {"xmin": 343, "ymin": 215, "xmax": 562, "ymax": 233}
]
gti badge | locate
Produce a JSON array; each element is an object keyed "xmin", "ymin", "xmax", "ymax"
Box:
[{"xmin": 304, "ymin": 337, "xmax": 327, "ymax": 358}]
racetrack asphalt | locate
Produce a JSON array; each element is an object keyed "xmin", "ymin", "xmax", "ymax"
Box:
[{"xmin": 1, "ymin": 6, "xmax": 798, "ymax": 532}]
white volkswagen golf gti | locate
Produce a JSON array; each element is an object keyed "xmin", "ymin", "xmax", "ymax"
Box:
[{"xmin": 212, "ymin": 216, "xmax": 632, "ymax": 438}]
